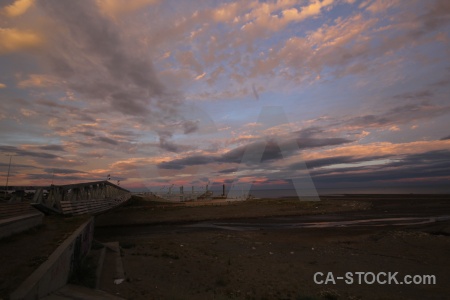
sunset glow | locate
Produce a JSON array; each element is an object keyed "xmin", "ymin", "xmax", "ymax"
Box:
[{"xmin": 0, "ymin": 0, "xmax": 449, "ymax": 193}]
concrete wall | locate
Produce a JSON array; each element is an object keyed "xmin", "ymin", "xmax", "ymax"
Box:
[
  {"xmin": 10, "ymin": 217, "xmax": 94, "ymax": 300},
  {"xmin": 0, "ymin": 213, "xmax": 43, "ymax": 239}
]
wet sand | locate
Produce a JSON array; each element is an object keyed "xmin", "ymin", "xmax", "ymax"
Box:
[{"xmin": 94, "ymin": 195, "xmax": 450, "ymax": 300}]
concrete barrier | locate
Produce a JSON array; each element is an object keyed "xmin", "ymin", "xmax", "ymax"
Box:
[
  {"xmin": 0, "ymin": 213, "xmax": 44, "ymax": 239},
  {"xmin": 10, "ymin": 217, "xmax": 94, "ymax": 300},
  {"xmin": 0, "ymin": 203, "xmax": 44, "ymax": 239}
]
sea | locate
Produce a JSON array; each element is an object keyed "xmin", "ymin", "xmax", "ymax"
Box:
[
  {"xmin": 134, "ymin": 186, "xmax": 450, "ymax": 198},
  {"xmin": 232, "ymin": 186, "xmax": 450, "ymax": 198}
]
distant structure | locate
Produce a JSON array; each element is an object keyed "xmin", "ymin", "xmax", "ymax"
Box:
[{"xmin": 144, "ymin": 183, "xmax": 250, "ymax": 202}]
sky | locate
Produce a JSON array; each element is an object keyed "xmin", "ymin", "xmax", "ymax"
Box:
[{"xmin": 0, "ymin": 0, "xmax": 449, "ymax": 194}]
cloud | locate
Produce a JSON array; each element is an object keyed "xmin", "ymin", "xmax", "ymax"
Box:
[
  {"xmin": 0, "ymin": 83, "xmax": 6, "ymax": 88},
  {"xmin": 0, "ymin": 145, "xmax": 59, "ymax": 159},
  {"xmin": 301, "ymin": 154, "xmax": 390, "ymax": 169},
  {"xmin": 19, "ymin": 108, "xmax": 36, "ymax": 117},
  {"xmin": 43, "ymin": 168, "xmax": 86, "ymax": 174},
  {"xmin": 38, "ymin": 145, "xmax": 66, "ymax": 152},
  {"xmin": 217, "ymin": 167, "xmax": 239, "ymax": 174},
  {"xmin": 2, "ymin": 0, "xmax": 34, "ymax": 17},
  {"xmin": 31, "ymin": 0, "xmax": 203, "ymax": 152},
  {"xmin": 17, "ymin": 74, "xmax": 60, "ymax": 88},
  {"xmin": 182, "ymin": 120, "xmax": 199, "ymax": 134},
  {"xmin": 220, "ymin": 140, "xmax": 282, "ymax": 164},
  {"xmin": 157, "ymin": 134, "xmax": 353, "ymax": 170},
  {"xmin": 296, "ymin": 137, "xmax": 353, "ymax": 149},
  {"xmin": 230, "ymin": 148, "xmax": 450, "ymax": 189},
  {"xmin": 239, "ymin": 0, "xmax": 335, "ymax": 38},
  {"xmin": 386, "ymin": 149, "xmax": 450, "ymax": 167},
  {"xmin": 95, "ymin": 0, "xmax": 159, "ymax": 18},
  {"xmin": 97, "ymin": 136, "xmax": 119, "ymax": 145},
  {"xmin": 440, "ymin": 135, "xmax": 450, "ymax": 140},
  {"xmin": 283, "ymin": 0, "xmax": 335, "ymax": 22},
  {"xmin": 419, "ymin": 0, "xmax": 450, "ymax": 32},
  {"xmin": 25, "ymin": 173, "xmax": 100, "ymax": 182},
  {"xmin": 2, "ymin": 0, "xmax": 449, "ymax": 189},
  {"xmin": 33, "ymin": 99, "xmax": 98, "ymax": 128},
  {"xmin": 245, "ymin": 13, "xmax": 378, "ymax": 85},
  {"xmin": 210, "ymin": 1, "xmax": 240, "ymax": 23},
  {"xmin": 176, "ymin": 51, "xmax": 204, "ymax": 76},
  {"xmin": 208, "ymin": 0, "xmax": 449, "ymax": 94},
  {"xmin": 303, "ymin": 139, "xmax": 450, "ymax": 163},
  {"xmin": 158, "ymin": 155, "xmax": 215, "ymax": 170},
  {"xmin": 37, "ymin": 0, "xmax": 176, "ymax": 119},
  {"xmin": 0, "ymin": 161, "xmax": 37, "ymax": 170},
  {"xmin": 0, "ymin": 28, "xmax": 42, "ymax": 54},
  {"xmin": 343, "ymin": 102, "xmax": 450, "ymax": 129},
  {"xmin": 365, "ymin": 0, "xmax": 400, "ymax": 13},
  {"xmin": 78, "ymin": 131, "xmax": 96, "ymax": 137},
  {"xmin": 252, "ymin": 84, "xmax": 259, "ymax": 100},
  {"xmin": 21, "ymin": 0, "xmax": 446, "ymax": 107},
  {"xmin": 158, "ymin": 138, "xmax": 184, "ymax": 153},
  {"xmin": 310, "ymin": 149, "xmax": 450, "ymax": 186},
  {"xmin": 195, "ymin": 72, "xmax": 206, "ymax": 80},
  {"xmin": 297, "ymin": 101, "xmax": 450, "ymax": 144},
  {"xmin": 153, "ymin": 0, "xmax": 379, "ymax": 98},
  {"xmin": 393, "ymin": 90, "xmax": 434, "ymax": 100}
]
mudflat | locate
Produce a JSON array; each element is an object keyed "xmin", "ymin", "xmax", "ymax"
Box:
[{"xmin": 94, "ymin": 194, "xmax": 450, "ymax": 300}]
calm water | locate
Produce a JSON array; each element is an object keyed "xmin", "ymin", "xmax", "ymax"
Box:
[
  {"xmin": 186, "ymin": 215, "xmax": 450, "ymax": 231},
  {"xmin": 135, "ymin": 186, "xmax": 450, "ymax": 198},
  {"xmin": 240, "ymin": 187, "xmax": 450, "ymax": 198}
]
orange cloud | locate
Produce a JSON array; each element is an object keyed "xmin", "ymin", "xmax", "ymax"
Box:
[
  {"xmin": 303, "ymin": 140, "xmax": 450, "ymax": 161},
  {"xmin": 366, "ymin": 0, "xmax": 400, "ymax": 13},
  {"xmin": 96, "ymin": 0, "xmax": 159, "ymax": 18},
  {"xmin": 17, "ymin": 74, "xmax": 60, "ymax": 88},
  {"xmin": 3, "ymin": 0, "xmax": 34, "ymax": 17},
  {"xmin": 20, "ymin": 108, "xmax": 36, "ymax": 117},
  {"xmin": 242, "ymin": 0, "xmax": 335, "ymax": 35},
  {"xmin": 283, "ymin": 0, "xmax": 334, "ymax": 22},
  {"xmin": 0, "ymin": 28, "xmax": 42, "ymax": 54},
  {"xmin": 212, "ymin": 2, "xmax": 239, "ymax": 23}
]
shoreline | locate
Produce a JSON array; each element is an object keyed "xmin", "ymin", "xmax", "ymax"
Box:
[
  {"xmin": 95, "ymin": 194, "xmax": 450, "ymax": 228},
  {"xmin": 2, "ymin": 194, "xmax": 449, "ymax": 299},
  {"xmin": 92, "ymin": 194, "xmax": 450, "ymax": 299}
]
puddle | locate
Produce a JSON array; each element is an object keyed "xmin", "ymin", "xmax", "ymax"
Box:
[
  {"xmin": 186, "ymin": 215, "xmax": 450, "ymax": 231},
  {"xmin": 96, "ymin": 215, "xmax": 450, "ymax": 238}
]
